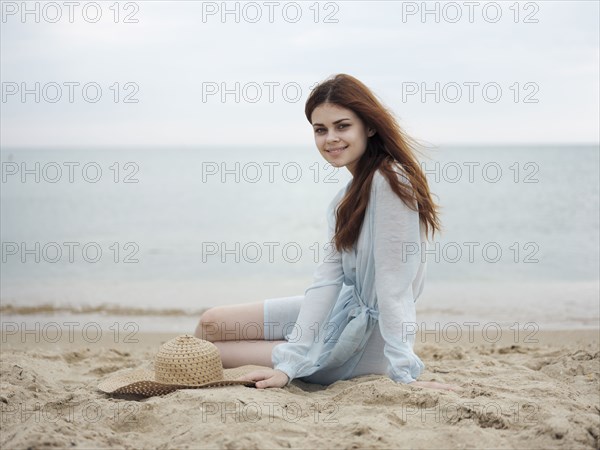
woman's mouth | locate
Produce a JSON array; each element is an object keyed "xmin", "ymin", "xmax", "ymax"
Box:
[{"xmin": 326, "ymin": 145, "xmax": 348, "ymax": 155}]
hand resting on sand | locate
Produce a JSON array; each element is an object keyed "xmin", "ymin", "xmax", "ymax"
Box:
[{"xmin": 235, "ymin": 368, "xmax": 290, "ymax": 389}]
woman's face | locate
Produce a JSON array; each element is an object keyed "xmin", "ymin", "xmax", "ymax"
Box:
[{"xmin": 311, "ymin": 103, "xmax": 375, "ymax": 176}]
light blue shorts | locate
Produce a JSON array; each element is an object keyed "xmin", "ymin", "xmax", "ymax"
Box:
[{"xmin": 263, "ymin": 295, "xmax": 389, "ymax": 382}]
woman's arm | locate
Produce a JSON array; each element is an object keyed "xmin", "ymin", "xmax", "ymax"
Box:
[
  {"xmin": 270, "ymin": 190, "xmax": 346, "ymax": 385},
  {"xmin": 373, "ymin": 170, "xmax": 426, "ymax": 384}
]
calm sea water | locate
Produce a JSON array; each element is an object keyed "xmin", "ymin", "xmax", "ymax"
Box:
[{"xmin": 1, "ymin": 145, "xmax": 598, "ymax": 330}]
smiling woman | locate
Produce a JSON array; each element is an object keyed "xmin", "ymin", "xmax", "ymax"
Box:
[
  {"xmin": 195, "ymin": 73, "xmax": 456, "ymax": 391},
  {"xmin": 311, "ymin": 104, "xmax": 376, "ymax": 175}
]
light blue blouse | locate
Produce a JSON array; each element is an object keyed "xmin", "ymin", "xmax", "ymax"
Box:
[{"xmin": 272, "ymin": 166, "xmax": 427, "ymax": 386}]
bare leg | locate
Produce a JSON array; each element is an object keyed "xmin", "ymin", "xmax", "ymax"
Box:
[
  {"xmin": 194, "ymin": 301, "xmax": 287, "ymax": 368},
  {"xmin": 213, "ymin": 340, "xmax": 286, "ymax": 368},
  {"xmin": 195, "ymin": 301, "xmax": 267, "ymax": 341}
]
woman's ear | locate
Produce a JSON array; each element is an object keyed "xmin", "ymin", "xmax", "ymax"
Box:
[{"xmin": 368, "ymin": 128, "xmax": 376, "ymax": 137}]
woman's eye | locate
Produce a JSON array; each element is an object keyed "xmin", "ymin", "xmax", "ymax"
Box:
[
  {"xmin": 314, "ymin": 128, "xmax": 325, "ymax": 133},
  {"xmin": 338, "ymin": 124, "xmax": 349, "ymax": 129}
]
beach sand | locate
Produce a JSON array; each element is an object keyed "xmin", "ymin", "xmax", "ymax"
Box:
[{"xmin": 1, "ymin": 329, "xmax": 599, "ymax": 449}]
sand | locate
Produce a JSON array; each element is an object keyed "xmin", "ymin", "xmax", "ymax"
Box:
[{"xmin": 1, "ymin": 329, "xmax": 599, "ymax": 449}]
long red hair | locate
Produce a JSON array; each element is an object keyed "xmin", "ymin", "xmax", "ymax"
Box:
[{"xmin": 305, "ymin": 74, "xmax": 441, "ymax": 253}]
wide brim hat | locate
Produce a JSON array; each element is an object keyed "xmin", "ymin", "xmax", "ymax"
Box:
[{"xmin": 98, "ymin": 335, "xmax": 270, "ymax": 397}]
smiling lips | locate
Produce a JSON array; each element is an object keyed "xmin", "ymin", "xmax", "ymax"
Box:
[{"xmin": 326, "ymin": 145, "xmax": 348, "ymax": 155}]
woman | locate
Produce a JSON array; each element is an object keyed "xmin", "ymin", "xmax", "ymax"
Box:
[{"xmin": 195, "ymin": 74, "xmax": 456, "ymax": 391}]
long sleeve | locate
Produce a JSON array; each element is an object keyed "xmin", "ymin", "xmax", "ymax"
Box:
[
  {"xmin": 271, "ymin": 189, "xmax": 346, "ymax": 385},
  {"xmin": 373, "ymin": 171, "xmax": 426, "ymax": 384}
]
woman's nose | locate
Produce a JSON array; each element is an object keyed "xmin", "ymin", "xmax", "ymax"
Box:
[{"xmin": 326, "ymin": 132, "xmax": 340, "ymax": 143}]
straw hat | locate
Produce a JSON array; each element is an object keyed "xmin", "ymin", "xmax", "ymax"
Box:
[{"xmin": 98, "ymin": 335, "xmax": 269, "ymax": 397}]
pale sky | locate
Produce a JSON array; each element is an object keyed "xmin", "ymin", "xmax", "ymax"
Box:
[{"xmin": 1, "ymin": 0, "xmax": 598, "ymax": 148}]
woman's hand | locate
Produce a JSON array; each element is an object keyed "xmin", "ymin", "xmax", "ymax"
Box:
[
  {"xmin": 408, "ymin": 380, "xmax": 463, "ymax": 392},
  {"xmin": 235, "ymin": 369, "xmax": 290, "ymax": 389}
]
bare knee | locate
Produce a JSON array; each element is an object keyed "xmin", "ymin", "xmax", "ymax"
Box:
[
  {"xmin": 195, "ymin": 307, "xmax": 224, "ymax": 341},
  {"xmin": 194, "ymin": 301, "xmax": 265, "ymax": 342}
]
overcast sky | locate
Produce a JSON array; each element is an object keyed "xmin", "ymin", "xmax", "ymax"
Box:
[{"xmin": 1, "ymin": 0, "xmax": 598, "ymax": 148}]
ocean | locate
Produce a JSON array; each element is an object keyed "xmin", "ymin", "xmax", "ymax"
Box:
[{"xmin": 1, "ymin": 145, "xmax": 598, "ymax": 332}]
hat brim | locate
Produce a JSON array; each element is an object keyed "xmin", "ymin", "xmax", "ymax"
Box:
[{"xmin": 98, "ymin": 364, "xmax": 268, "ymax": 397}]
